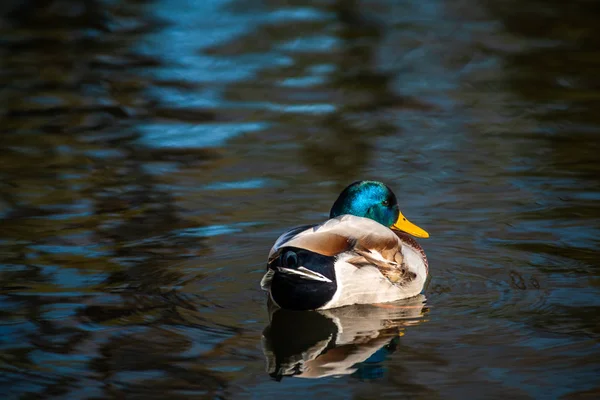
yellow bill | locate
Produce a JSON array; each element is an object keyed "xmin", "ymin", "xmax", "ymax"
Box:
[{"xmin": 392, "ymin": 212, "xmax": 429, "ymax": 238}]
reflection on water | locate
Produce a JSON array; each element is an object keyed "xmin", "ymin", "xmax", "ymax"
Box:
[
  {"xmin": 1, "ymin": 0, "xmax": 599, "ymax": 398},
  {"xmin": 262, "ymin": 295, "xmax": 427, "ymax": 380}
]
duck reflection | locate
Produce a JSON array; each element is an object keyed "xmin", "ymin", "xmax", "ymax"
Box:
[{"xmin": 262, "ymin": 295, "xmax": 427, "ymax": 381}]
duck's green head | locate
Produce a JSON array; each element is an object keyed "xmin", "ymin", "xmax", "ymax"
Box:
[{"xmin": 329, "ymin": 180, "xmax": 429, "ymax": 238}]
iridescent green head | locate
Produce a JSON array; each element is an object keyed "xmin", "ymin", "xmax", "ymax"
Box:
[{"xmin": 329, "ymin": 181, "xmax": 429, "ymax": 238}]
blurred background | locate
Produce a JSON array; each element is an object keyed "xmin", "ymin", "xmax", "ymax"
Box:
[{"xmin": 1, "ymin": 0, "xmax": 599, "ymax": 398}]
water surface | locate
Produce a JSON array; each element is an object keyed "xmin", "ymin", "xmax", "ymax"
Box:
[{"xmin": 1, "ymin": 0, "xmax": 599, "ymax": 398}]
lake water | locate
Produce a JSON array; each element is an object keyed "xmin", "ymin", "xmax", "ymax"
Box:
[{"xmin": 1, "ymin": 0, "xmax": 599, "ymax": 398}]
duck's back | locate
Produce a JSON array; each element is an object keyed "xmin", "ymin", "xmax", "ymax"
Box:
[{"xmin": 268, "ymin": 215, "xmax": 401, "ymax": 259}]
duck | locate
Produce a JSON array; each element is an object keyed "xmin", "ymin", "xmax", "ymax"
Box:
[{"xmin": 261, "ymin": 180, "xmax": 429, "ymax": 311}]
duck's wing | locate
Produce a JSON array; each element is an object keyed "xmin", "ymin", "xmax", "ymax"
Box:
[
  {"xmin": 393, "ymin": 230, "xmax": 429, "ymax": 273},
  {"xmin": 269, "ymin": 215, "xmax": 404, "ymax": 270}
]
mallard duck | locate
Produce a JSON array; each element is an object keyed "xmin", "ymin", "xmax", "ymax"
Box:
[{"xmin": 261, "ymin": 180, "xmax": 429, "ymax": 311}]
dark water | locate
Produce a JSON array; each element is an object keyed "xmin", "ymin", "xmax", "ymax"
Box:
[{"xmin": 1, "ymin": 0, "xmax": 599, "ymax": 398}]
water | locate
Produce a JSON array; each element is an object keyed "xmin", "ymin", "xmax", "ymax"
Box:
[{"xmin": 1, "ymin": 0, "xmax": 599, "ymax": 398}]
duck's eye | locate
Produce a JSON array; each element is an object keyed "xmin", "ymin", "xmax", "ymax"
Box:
[
  {"xmin": 382, "ymin": 200, "xmax": 390, "ymax": 207},
  {"xmin": 283, "ymin": 251, "xmax": 298, "ymax": 268}
]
